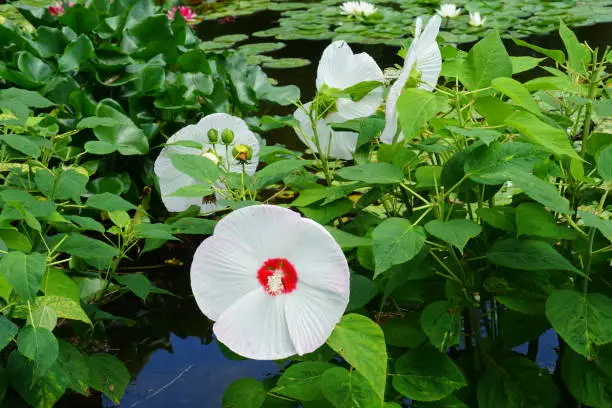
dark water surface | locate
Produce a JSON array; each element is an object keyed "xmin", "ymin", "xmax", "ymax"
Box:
[{"xmin": 56, "ymin": 9, "xmax": 611, "ymax": 408}]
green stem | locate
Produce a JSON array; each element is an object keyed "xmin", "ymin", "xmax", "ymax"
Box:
[
  {"xmin": 580, "ymin": 49, "xmax": 602, "ymax": 158},
  {"xmin": 582, "ymin": 227, "xmax": 596, "ymax": 295}
]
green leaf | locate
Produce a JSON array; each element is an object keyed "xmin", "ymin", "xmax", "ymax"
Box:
[
  {"xmin": 28, "ymin": 305, "xmax": 57, "ymax": 330},
  {"xmin": 116, "ymin": 274, "xmax": 167, "ymax": 301},
  {"xmin": 372, "ymin": 218, "xmax": 426, "ymax": 275},
  {"xmin": 77, "ymin": 117, "xmax": 121, "ymax": 129},
  {"xmin": 559, "ymin": 21, "xmax": 588, "ymax": 75},
  {"xmin": 321, "ymin": 367, "xmax": 383, "ymax": 408},
  {"xmin": 325, "ymin": 227, "xmax": 371, "ymax": 249},
  {"xmin": 0, "ymin": 316, "xmax": 18, "ymax": 352},
  {"xmin": 516, "ymin": 203, "xmax": 577, "ymax": 239},
  {"xmin": 491, "ymin": 77, "xmax": 540, "ymax": 114},
  {"xmin": 478, "ymin": 356, "xmax": 559, "ymax": 408},
  {"xmin": 169, "ymin": 184, "xmax": 214, "ymax": 198},
  {"xmin": 478, "ymin": 207, "xmax": 516, "ymax": 232},
  {"xmin": 8, "ymin": 352, "xmax": 69, "ymax": 408},
  {"xmin": 171, "ymin": 217, "xmax": 216, "ymax": 235},
  {"xmin": 299, "ymin": 199, "xmax": 353, "ymax": 225},
  {"xmin": 58, "ymin": 35, "xmax": 94, "ymax": 72},
  {"xmin": 59, "ymin": 234, "xmax": 120, "ymax": 270},
  {"xmin": 460, "ymin": 31, "xmax": 512, "ymax": 91},
  {"xmin": 561, "ymin": 348, "xmax": 612, "ymax": 408},
  {"xmin": 326, "ymin": 314, "xmax": 387, "ymax": 401},
  {"xmin": 17, "ymin": 51, "xmax": 53, "ymax": 83},
  {"xmin": 84, "ymin": 140, "xmax": 117, "ymax": 155},
  {"xmin": 0, "ymin": 252, "xmax": 46, "ymax": 300},
  {"xmin": 35, "ymin": 296, "xmax": 91, "ymax": 324},
  {"xmin": 17, "ymin": 326, "xmax": 59, "ymax": 375},
  {"xmin": 87, "ymin": 192, "xmax": 136, "ymax": 211},
  {"xmin": 505, "ymin": 111, "xmax": 580, "ymax": 161},
  {"xmin": 396, "ymin": 88, "xmax": 438, "ymax": 140},
  {"xmin": 424, "ymin": 219, "xmax": 481, "ymax": 252},
  {"xmin": 508, "ymin": 169, "xmax": 570, "ymax": 214},
  {"xmin": 382, "ymin": 314, "xmax": 427, "ymax": 348},
  {"xmin": 486, "ymin": 239, "xmax": 580, "ymax": 274},
  {"xmin": 445, "ymin": 126, "xmax": 501, "ymax": 146},
  {"xmin": 57, "ymin": 339, "xmax": 90, "ymax": 395},
  {"xmin": 579, "ymin": 211, "xmax": 612, "ymax": 243},
  {"xmin": 222, "ymin": 378, "xmax": 266, "ymax": 408},
  {"xmin": 392, "ymin": 347, "xmax": 467, "ymax": 402},
  {"xmin": 420, "ymin": 301, "xmax": 461, "ymax": 351},
  {"xmin": 271, "ymin": 362, "xmax": 334, "ymax": 401},
  {"xmin": 64, "ymin": 215, "xmax": 105, "ymax": 233},
  {"xmin": 134, "ymin": 223, "xmax": 178, "ymax": 241},
  {"xmin": 511, "ymin": 38, "xmax": 565, "ymax": 64},
  {"xmin": 343, "ymin": 80, "xmax": 383, "ymax": 101},
  {"xmin": 251, "ymin": 159, "xmax": 311, "ymax": 189},
  {"xmin": 93, "ymin": 100, "xmax": 148, "ymax": 155},
  {"xmin": 0, "ymin": 230, "xmax": 32, "ymax": 252},
  {"xmin": 336, "ymin": 163, "xmax": 403, "ymax": 184},
  {"xmin": 510, "ymin": 56, "xmax": 545, "ymax": 74},
  {"xmin": 169, "ymin": 154, "xmax": 222, "ymax": 186},
  {"xmin": 546, "ymin": 290, "xmax": 612, "ymax": 359},
  {"xmin": 88, "ymin": 354, "xmax": 130, "ymax": 404},
  {"xmin": 596, "ymin": 145, "xmax": 612, "ymax": 180},
  {"xmin": 56, "ymin": 169, "xmax": 88, "ymax": 202},
  {"xmin": 347, "ymin": 274, "xmax": 377, "ymax": 311},
  {"xmin": 0, "ymin": 134, "xmax": 41, "ymax": 158}
]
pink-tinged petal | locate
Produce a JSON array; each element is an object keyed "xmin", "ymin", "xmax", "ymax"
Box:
[
  {"xmin": 290, "ymin": 218, "xmax": 350, "ymax": 296},
  {"xmin": 213, "ymin": 289, "xmax": 296, "ymax": 360},
  {"xmin": 190, "ymin": 234, "xmax": 260, "ymax": 321},
  {"xmin": 285, "ymin": 283, "xmax": 348, "ymax": 355},
  {"xmin": 213, "ymin": 204, "xmax": 302, "ymax": 263}
]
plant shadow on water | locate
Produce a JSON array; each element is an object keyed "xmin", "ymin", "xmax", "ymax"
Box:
[{"xmin": 52, "ymin": 9, "xmax": 611, "ymax": 408}]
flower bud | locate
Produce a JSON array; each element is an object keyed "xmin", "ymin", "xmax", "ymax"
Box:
[
  {"xmin": 221, "ymin": 128, "xmax": 235, "ymax": 145},
  {"xmin": 232, "ymin": 144, "xmax": 253, "ymax": 162},
  {"xmin": 207, "ymin": 128, "xmax": 219, "ymax": 144}
]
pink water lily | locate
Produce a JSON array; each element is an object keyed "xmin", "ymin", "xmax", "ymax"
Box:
[
  {"xmin": 167, "ymin": 6, "xmax": 197, "ymax": 24},
  {"xmin": 48, "ymin": 1, "xmax": 74, "ymax": 16},
  {"xmin": 190, "ymin": 205, "xmax": 350, "ymax": 360}
]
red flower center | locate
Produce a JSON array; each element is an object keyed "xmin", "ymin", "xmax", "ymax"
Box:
[{"xmin": 257, "ymin": 258, "xmax": 298, "ymax": 296}]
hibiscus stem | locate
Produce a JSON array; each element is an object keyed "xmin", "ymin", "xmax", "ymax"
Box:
[{"xmin": 308, "ymin": 110, "xmax": 333, "ymax": 185}]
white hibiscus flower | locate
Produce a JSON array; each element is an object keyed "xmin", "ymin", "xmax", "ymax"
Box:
[
  {"xmin": 190, "ymin": 204, "xmax": 350, "ymax": 360},
  {"xmin": 380, "ymin": 15, "xmax": 442, "ymax": 144},
  {"xmin": 294, "ymin": 40, "xmax": 384, "ymax": 160},
  {"xmin": 154, "ymin": 113, "xmax": 260, "ymax": 214}
]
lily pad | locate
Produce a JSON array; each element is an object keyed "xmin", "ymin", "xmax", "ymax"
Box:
[{"xmin": 262, "ymin": 58, "xmax": 311, "ymax": 69}]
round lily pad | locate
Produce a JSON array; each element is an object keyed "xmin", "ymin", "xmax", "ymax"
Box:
[{"xmin": 262, "ymin": 58, "xmax": 312, "ymax": 69}]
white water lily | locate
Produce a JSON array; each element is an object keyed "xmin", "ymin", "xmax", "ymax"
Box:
[
  {"xmin": 154, "ymin": 113, "xmax": 260, "ymax": 214},
  {"xmin": 437, "ymin": 3, "xmax": 461, "ymax": 18},
  {"xmin": 340, "ymin": 1, "xmax": 377, "ymax": 17},
  {"xmin": 294, "ymin": 40, "xmax": 384, "ymax": 160},
  {"xmin": 381, "ymin": 15, "xmax": 442, "ymax": 144},
  {"xmin": 469, "ymin": 11, "xmax": 485, "ymax": 27},
  {"xmin": 191, "ymin": 204, "xmax": 350, "ymax": 360}
]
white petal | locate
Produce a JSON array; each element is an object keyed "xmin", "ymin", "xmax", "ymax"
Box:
[
  {"xmin": 341, "ymin": 52, "xmax": 385, "ymax": 88},
  {"xmin": 331, "ymin": 88, "xmax": 383, "ymax": 122},
  {"xmin": 380, "ymin": 50, "xmax": 417, "ymax": 144},
  {"xmin": 285, "ymin": 283, "xmax": 348, "ymax": 355},
  {"xmin": 155, "ymin": 151, "xmax": 203, "ymax": 213},
  {"xmin": 213, "ymin": 204, "xmax": 302, "ymax": 263},
  {"xmin": 190, "ymin": 234, "xmax": 260, "ymax": 321},
  {"xmin": 290, "ymin": 218, "xmax": 350, "ymax": 296},
  {"xmin": 328, "ymin": 130, "xmax": 358, "ymax": 161},
  {"xmin": 414, "ymin": 17, "xmax": 423, "ymax": 40},
  {"xmin": 213, "ymin": 289, "xmax": 296, "ymax": 360},
  {"xmin": 316, "ymin": 41, "xmax": 354, "ymax": 90},
  {"xmin": 417, "ymin": 43, "xmax": 442, "ymax": 91}
]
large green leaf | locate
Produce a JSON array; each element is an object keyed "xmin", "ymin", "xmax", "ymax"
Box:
[
  {"xmin": 546, "ymin": 290, "xmax": 612, "ymax": 359},
  {"xmin": 392, "ymin": 347, "xmax": 466, "ymax": 402},
  {"xmin": 508, "ymin": 170, "xmax": 570, "ymax": 214},
  {"xmin": 272, "ymin": 362, "xmax": 335, "ymax": 401},
  {"xmin": 59, "ymin": 234, "xmax": 120, "ymax": 270},
  {"xmin": 88, "ymin": 354, "xmax": 130, "ymax": 404},
  {"xmin": 382, "ymin": 313, "xmax": 426, "ymax": 348},
  {"xmin": 326, "ymin": 314, "xmax": 387, "ymax": 401},
  {"xmin": 222, "ymin": 378, "xmax": 266, "ymax": 408},
  {"xmin": 491, "ymin": 77, "xmax": 540, "ymax": 114},
  {"xmin": 58, "ymin": 35, "xmax": 94, "ymax": 72},
  {"xmin": 396, "ymin": 88, "xmax": 438, "ymax": 141},
  {"xmin": 511, "ymin": 38, "xmax": 565, "ymax": 64},
  {"xmin": 336, "ymin": 163, "xmax": 404, "ymax": 184},
  {"xmin": 559, "ymin": 21, "xmax": 589, "ymax": 75},
  {"xmin": 56, "ymin": 169, "xmax": 88, "ymax": 203},
  {"xmin": 579, "ymin": 211, "xmax": 612, "ymax": 243},
  {"xmin": 325, "ymin": 227, "xmax": 371, "ymax": 249},
  {"xmin": 17, "ymin": 326, "xmax": 59, "ymax": 375},
  {"xmin": 478, "ymin": 356, "xmax": 559, "ymax": 408},
  {"xmin": 169, "ymin": 154, "xmax": 222, "ymax": 186},
  {"xmin": 8, "ymin": 352, "xmax": 69, "ymax": 408},
  {"xmin": 515, "ymin": 203, "xmax": 577, "ymax": 239},
  {"xmin": 424, "ymin": 219, "xmax": 481, "ymax": 252},
  {"xmin": 86, "ymin": 192, "xmax": 136, "ymax": 212},
  {"xmin": 459, "ymin": 31, "xmax": 512, "ymax": 91},
  {"xmin": 0, "ymin": 134, "xmax": 41, "ymax": 158},
  {"xmin": 251, "ymin": 159, "xmax": 310, "ymax": 190},
  {"xmin": 596, "ymin": 145, "xmax": 612, "ymax": 181},
  {"xmin": 420, "ymin": 301, "xmax": 461, "ymax": 351},
  {"xmin": 372, "ymin": 218, "xmax": 426, "ymax": 275},
  {"xmin": 562, "ymin": 349, "xmax": 612, "ymax": 408},
  {"xmin": 93, "ymin": 100, "xmax": 149, "ymax": 155},
  {"xmin": 0, "ymin": 251, "xmax": 46, "ymax": 300},
  {"xmin": 321, "ymin": 367, "xmax": 382, "ymax": 408},
  {"xmin": 486, "ymin": 239, "xmax": 580, "ymax": 274},
  {"xmin": 505, "ymin": 111, "xmax": 581, "ymax": 161},
  {"xmin": 57, "ymin": 339, "xmax": 90, "ymax": 395}
]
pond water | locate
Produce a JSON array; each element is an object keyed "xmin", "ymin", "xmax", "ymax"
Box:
[{"xmin": 49, "ymin": 8, "xmax": 611, "ymax": 408}]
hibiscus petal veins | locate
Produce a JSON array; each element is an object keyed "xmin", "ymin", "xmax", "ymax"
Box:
[{"xmin": 190, "ymin": 205, "xmax": 350, "ymax": 360}]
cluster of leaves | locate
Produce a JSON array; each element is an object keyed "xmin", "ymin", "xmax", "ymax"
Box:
[
  {"xmin": 216, "ymin": 23, "xmax": 612, "ymax": 408},
  {"xmin": 200, "ymin": 0, "xmax": 612, "ymax": 45},
  {"xmin": 0, "ymin": 0, "xmax": 302, "ymax": 406}
]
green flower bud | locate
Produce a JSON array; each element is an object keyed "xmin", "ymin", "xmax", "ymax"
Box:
[
  {"xmin": 221, "ymin": 128, "xmax": 235, "ymax": 145},
  {"xmin": 207, "ymin": 128, "xmax": 219, "ymax": 143},
  {"xmin": 232, "ymin": 144, "xmax": 253, "ymax": 162}
]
